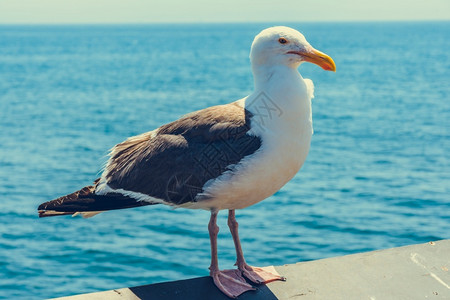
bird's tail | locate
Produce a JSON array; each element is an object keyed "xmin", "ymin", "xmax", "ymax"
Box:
[{"xmin": 37, "ymin": 180, "xmax": 154, "ymax": 218}]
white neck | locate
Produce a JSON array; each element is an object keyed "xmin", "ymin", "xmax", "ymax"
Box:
[{"xmin": 245, "ymin": 64, "xmax": 311, "ymax": 134}]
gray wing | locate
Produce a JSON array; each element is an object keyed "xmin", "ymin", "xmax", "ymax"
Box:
[{"xmin": 103, "ymin": 102, "xmax": 262, "ymax": 205}]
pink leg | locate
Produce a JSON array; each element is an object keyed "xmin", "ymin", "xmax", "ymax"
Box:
[
  {"xmin": 208, "ymin": 210, "xmax": 255, "ymax": 298},
  {"xmin": 228, "ymin": 209, "xmax": 286, "ymax": 284}
]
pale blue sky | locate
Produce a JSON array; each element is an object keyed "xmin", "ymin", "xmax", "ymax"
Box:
[{"xmin": 0, "ymin": 0, "xmax": 449, "ymax": 24}]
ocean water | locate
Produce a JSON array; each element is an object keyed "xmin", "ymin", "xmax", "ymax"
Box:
[{"xmin": 0, "ymin": 22, "xmax": 449, "ymax": 299}]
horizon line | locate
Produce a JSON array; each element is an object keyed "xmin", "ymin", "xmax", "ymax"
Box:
[{"xmin": 0, "ymin": 19, "xmax": 449, "ymax": 26}]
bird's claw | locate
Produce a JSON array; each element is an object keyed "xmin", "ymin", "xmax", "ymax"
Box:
[
  {"xmin": 238, "ymin": 264, "xmax": 285, "ymax": 285},
  {"xmin": 211, "ymin": 269, "xmax": 256, "ymax": 298}
]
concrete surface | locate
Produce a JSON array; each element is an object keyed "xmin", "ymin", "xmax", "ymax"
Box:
[{"xmin": 52, "ymin": 240, "xmax": 450, "ymax": 300}]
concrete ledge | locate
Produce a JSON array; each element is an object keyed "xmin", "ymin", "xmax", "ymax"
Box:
[{"xmin": 52, "ymin": 240, "xmax": 450, "ymax": 300}]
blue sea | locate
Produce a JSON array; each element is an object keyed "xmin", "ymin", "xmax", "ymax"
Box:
[{"xmin": 0, "ymin": 22, "xmax": 449, "ymax": 299}]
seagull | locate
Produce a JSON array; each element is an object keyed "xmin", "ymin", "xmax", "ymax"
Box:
[{"xmin": 38, "ymin": 26, "xmax": 335, "ymax": 298}]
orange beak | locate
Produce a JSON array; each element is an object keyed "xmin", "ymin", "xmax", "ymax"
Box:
[{"xmin": 289, "ymin": 47, "xmax": 336, "ymax": 72}]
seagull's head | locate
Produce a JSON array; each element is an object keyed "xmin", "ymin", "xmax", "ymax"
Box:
[{"xmin": 250, "ymin": 26, "xmax": 336, "ymax": 72}]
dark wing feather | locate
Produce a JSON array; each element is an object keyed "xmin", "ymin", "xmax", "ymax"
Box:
[
  {"xmin": 38, "ymin": 180, "xmax": 153, "ymax": 217},
  {"xmin": 105, "ymin": 102, "xmax": 261, "ymax": 205}
]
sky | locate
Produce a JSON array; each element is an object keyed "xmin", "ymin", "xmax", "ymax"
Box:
[{"xmin": 0, "ymin": 0, "xmax": 449, "ymax": 24}]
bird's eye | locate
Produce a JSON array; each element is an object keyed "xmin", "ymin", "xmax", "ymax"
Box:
[{"xmin": 278, "ymin": 37, "xmax": 287, "ymax": 44}]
